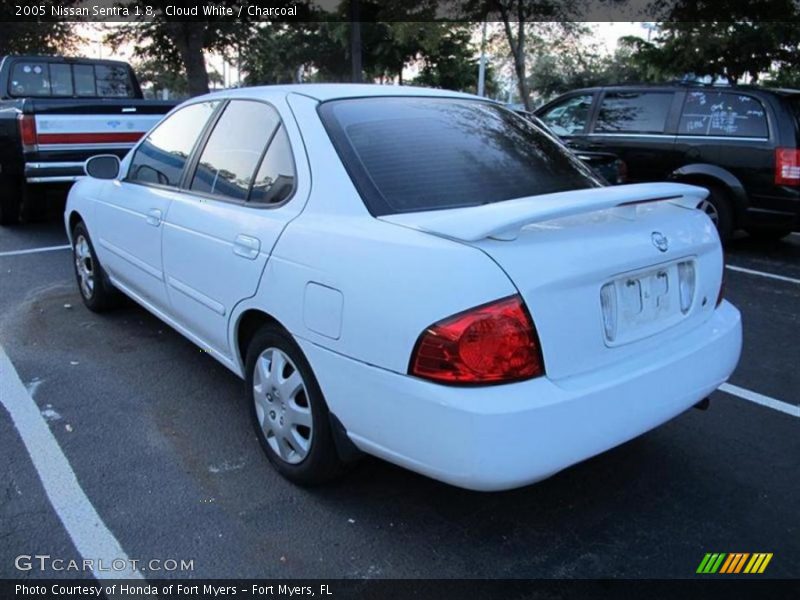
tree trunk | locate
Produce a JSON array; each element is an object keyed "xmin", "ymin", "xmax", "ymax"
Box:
[
  {"xmin": 169, "ymin": 23, "xmax": 210, "ymax": 97},
  {"xmin": 499, "ymin": 2, "xmax": 532, "ymax": 110},
  {"xmin": 349, "ymin": 0, "xmax": 363, "ymax": 83}
]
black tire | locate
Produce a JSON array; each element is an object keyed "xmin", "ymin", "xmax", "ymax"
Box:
[
  {"xmin": 696, "ymin": 184, "xmax": 735, "ymax": 244},
  {"xmin": 0, "ymin": 178, "xmax": 22, "ymax": 225},
  {"xmin": 246, "ymin": 324, "xmax": 344, "ymax": 486},
  {"xmin": 71, "ymin": 222, "xmax": 119, "ymax": 312},
  {"xmin": 745, "ymin": 226, "xmax": 793, "ymax": 241}
]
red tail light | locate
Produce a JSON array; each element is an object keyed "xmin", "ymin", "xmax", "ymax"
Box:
[
  {"xmin": 409, "ymin": 295, "xmax": 544, "ymax": 384},
  {"xmin": 775, "ymin": 148, "xmax": 800, "ymax": 186},
  {"xmin": 18, "ymin": 114, "xmax": 37, "ymax": 150},
  {"xmin": 716, "ymin": 253, "xmax": 726, "ymax": 307}
]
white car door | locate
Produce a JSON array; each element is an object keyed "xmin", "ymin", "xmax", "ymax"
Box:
[
  {"xmin": 93, "ymin": 101, "xmax": 219, "ymax": 310},
  {"xmin": 161, "ymin": 98, "xmax": 304, "ymax": 359}
]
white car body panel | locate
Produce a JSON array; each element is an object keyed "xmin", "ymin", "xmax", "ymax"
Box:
[{"xmin": 65, "ymin": 84, "xmax": 742, "ymax": 491}]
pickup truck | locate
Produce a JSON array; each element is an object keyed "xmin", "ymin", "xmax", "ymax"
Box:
[{"xmin": 0, "ymin": 55, "xmax": 177, "ymax": 224}]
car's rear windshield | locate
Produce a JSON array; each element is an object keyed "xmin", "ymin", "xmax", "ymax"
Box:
[
  {"xmin": 319, "ymin": 97, "xmax": 601, "ymax": 216},
  {"xmin": 8, "ymin": 61, "xmax": 135, "ymax": 98}
]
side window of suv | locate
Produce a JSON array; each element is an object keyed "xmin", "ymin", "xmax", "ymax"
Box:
[
  {"xmin": 190, "ymin": 100, "xmax": 281, "ymax": 202},
  {"xmin": 595, "ymin": 92, "xmax": 673, "ymax": 134},
  {"xmin": 540, "ymin": 94, "xmax": 593, "ymax": 136},
  {"xmin": 678, "ymin": 91, "xmax": 768, "ymax": 138},
  {"xmin": 128, "ymin": 101, "xmax": 219, "ymax": 187}
]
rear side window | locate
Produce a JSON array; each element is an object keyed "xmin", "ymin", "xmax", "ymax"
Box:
[
  {"xmin": 249, "ymin": 126, "xmax": 296, "ymax": 205},
  {"xmin": 8, "ymin": 61, "xmax": 135, "ymax": 98},
  {"xmin": 128, "ymin": 101, "xmax": 219, "ymax": 188},
  {"xmin": 540, "ymin": 94, "xmax": 593, "ymax": 135},
  {"xmin": 678, "ymin": 91, "xmax": 768, "ymax": 138},
  {"xmin": 49, "ymin": 64, "xmax": 73, "ymax": 96},
  {"xmin": 95, "ymin": 65, "xmax": 134, "ymax": 98},
  {"xmin": 9, "ymin": 62, "xmax": 50, "ymax": 96},
  {"xmin": 319, "ymin": 97, "xmax": 599, "ymax": 216},
  {"xmin": 595, "ymin": 92, "xmax": 673, "ymax": 134},
  {"xmin": 190, "ymin": 100, "xmax": 282, "ymax": 202}
]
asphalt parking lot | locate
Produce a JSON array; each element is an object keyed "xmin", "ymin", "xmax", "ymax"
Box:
[{"xmin": 1, "ymin": 214, "xmax": 798, "ymax": 580}]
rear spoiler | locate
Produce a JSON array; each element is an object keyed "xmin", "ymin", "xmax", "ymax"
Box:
[{"xmin": 379, "ymin": 183, "xmax": 709, "ymax": 242}]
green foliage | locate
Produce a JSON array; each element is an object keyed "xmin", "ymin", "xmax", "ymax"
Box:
[
  {"xmin": 623, "ymin": 1, "xmax": 800, "ymax": 84},
  {"xmin": 411, "ymin": 25, "xmax": 499, "ymax": 95},
  {"xmin": 243, "ymin": 18, "xmax": 483, "ymax": 90},
  {"xmin": 0, "ymin": 22, "xmax": 79, "ymax": 56}
]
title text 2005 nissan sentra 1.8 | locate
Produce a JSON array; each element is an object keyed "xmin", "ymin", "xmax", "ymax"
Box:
[{"xmin": 65, "ymin": 85, "xmax": 742, "ymax": 491}]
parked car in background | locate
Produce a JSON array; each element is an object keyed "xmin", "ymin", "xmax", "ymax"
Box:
[
  {"xmin": 0, "ymin": 55, "xmax": 177, "ymax": 224},
  {"xmin": 536, "ymin": 85, "xmax": 800, "ymax": 241},
  {"xmin": 512, "ymin": 107, "xmax": 628, "ymax": 185},
  {"xmin": 66, "ymin": 85, "xmax": 740, "ymax": 491}
]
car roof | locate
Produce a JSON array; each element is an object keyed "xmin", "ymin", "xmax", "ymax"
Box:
[
  {"xmin": 2, "ymin": 55, "xmax": 131, "ymax": 67},
  {"xmin": 202, "ymin": 83, "xmax": 485, "ymax": 103},
  {"xmin": 553, "ymin": 83, "xmax": 797, "ymax": 97}
]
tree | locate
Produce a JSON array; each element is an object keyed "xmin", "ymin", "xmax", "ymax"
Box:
[
  {"xmin": 628, "ymin": 1, "xmax": 800, "ymax": 84},
  {"xmin": 456, "ymin": 0, "xmax": 578, "ymax": 110},
  {"xmin": 0, "ymin": 5, "xmax": 79, "ymax": 56},
  {"xmin": 105, "ymin": 1, "xmax": 310, "ymax": 96},
  {"xmin": 412, "ymin": 24, "xmax": 499, "ymax": 95}
]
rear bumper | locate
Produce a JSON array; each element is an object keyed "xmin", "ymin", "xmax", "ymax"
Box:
[
  {"xmin": 25, "ymin": 161, "xmax": 85, "ymax": 184},
  {"xmin": 300, "ymin": 302, "xmax": 742, "ymax": 491},
  {"xmin": 24, "ymin": 147, "xmax": 132, "ymax": 184},
  {"xmin": 745, "ymin": 188, "xmax": 800, "ymax": 230}
]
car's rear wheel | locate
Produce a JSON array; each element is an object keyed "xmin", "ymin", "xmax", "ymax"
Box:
[
  {"xmin": 71, "ymin": 222, "xmax": 118, "ymax": 312},
  {"xmin": 246, "ymin": 324, "xmax": 344, "ymax": 485},
  {"xmin": 696, "ymin": 184, "xmax": 734, "ymax": 243}
]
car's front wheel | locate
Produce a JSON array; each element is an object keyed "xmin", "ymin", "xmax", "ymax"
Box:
[
  {"xmin": 71, "ymin": 222, "xmax": 118, "ymax": 312},
  {"xmin": 246, "ymin": 324, "xmax": 344, "ymax": 485}
]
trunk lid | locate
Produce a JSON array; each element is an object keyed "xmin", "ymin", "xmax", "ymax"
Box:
[{"xmin": 381, "ymin": 183, "xmax": 724, "ymax": 381}]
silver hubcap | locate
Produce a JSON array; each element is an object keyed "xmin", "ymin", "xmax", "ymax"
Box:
[
  {"xmin": 698, "ymin": 199, "xmax": 719, "ymax": 226},
  {"xmin": 252, "ymin": 348, "xmax": 313, "ymax": 464},
  {"xmin": 74, "ymin": 235, "xmax": 95, "ymax": 299}
]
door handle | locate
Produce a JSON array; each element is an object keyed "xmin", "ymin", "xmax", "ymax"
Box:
[
  {"xmin": 233, "ymin": 234, "xmax": 261, "ymax": 260},
  {"xmin": 146, "ymin": 208, "xmax": 162, "ymax": 227}
]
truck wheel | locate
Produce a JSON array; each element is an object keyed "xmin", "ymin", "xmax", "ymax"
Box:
[
  {"xmin": 697, "ymin": 184, "xmax": 734, "ymax": 244},
  {"xmin": 246, "ymin": 324, "xmax": 345, "ymax": 486},
  {"xmin": 71, "ymin": 222, "xmax": 119, "ymax": 312},
  {"xmin": 0, "ymin": 178, "xmax": 22, "ymax": 225}
]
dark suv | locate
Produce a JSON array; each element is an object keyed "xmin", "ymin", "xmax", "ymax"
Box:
[{"xmin": 535, "ymin": 84, "xmax": 800, "ymax": 241}]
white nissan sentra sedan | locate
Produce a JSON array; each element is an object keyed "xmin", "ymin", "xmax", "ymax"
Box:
[{"xmin": 65, "ymin": 85, "xmax": 742, "ymax": 491}]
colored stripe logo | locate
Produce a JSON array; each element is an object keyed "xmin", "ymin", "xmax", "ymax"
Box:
[{"xmin": 697, "ymin": 552, "xmax": 773, "ymax": 574}]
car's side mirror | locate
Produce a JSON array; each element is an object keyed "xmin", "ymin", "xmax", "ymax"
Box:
[{"xmin": 85, "ymin": 155, "xmax": 121, "ymax": 180}]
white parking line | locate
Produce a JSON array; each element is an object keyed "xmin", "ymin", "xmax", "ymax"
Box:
[
  {"xmin": 0, "ymin": 345, "xmax": 143, "ymax": 580},
  {"xmin": 725, "ymin": 264, "xmax": 800, "ymax": 285},
  {"xmin": 719, "ymin": 383, "xmax": 799, "ymax": 418},
  {"xmin": 0, "ymin": 244, "xmax": 71, "ymax": 257}
]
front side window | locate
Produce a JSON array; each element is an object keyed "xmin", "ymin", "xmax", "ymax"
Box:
[
  {"xmin": 319, "ymin": 97, "xmax": 600, "ymax": 216},
  {"xmin": 190, "ymin": 100, "xmax": 281, "ymax": 202},
  {"xmin": 127, "ymin": 101, "xmax": 219, "ymax": 188},
  {"xmin": 678, "ymin": 91, "xmax": 768, "ymax": 138},
  {"xmin": 540, "ymin": 94, "xmax": 593, "ymax": 136},
  {"xmin": 595, "ymin": 92, "xmax": 673, "ymax": 134}
]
